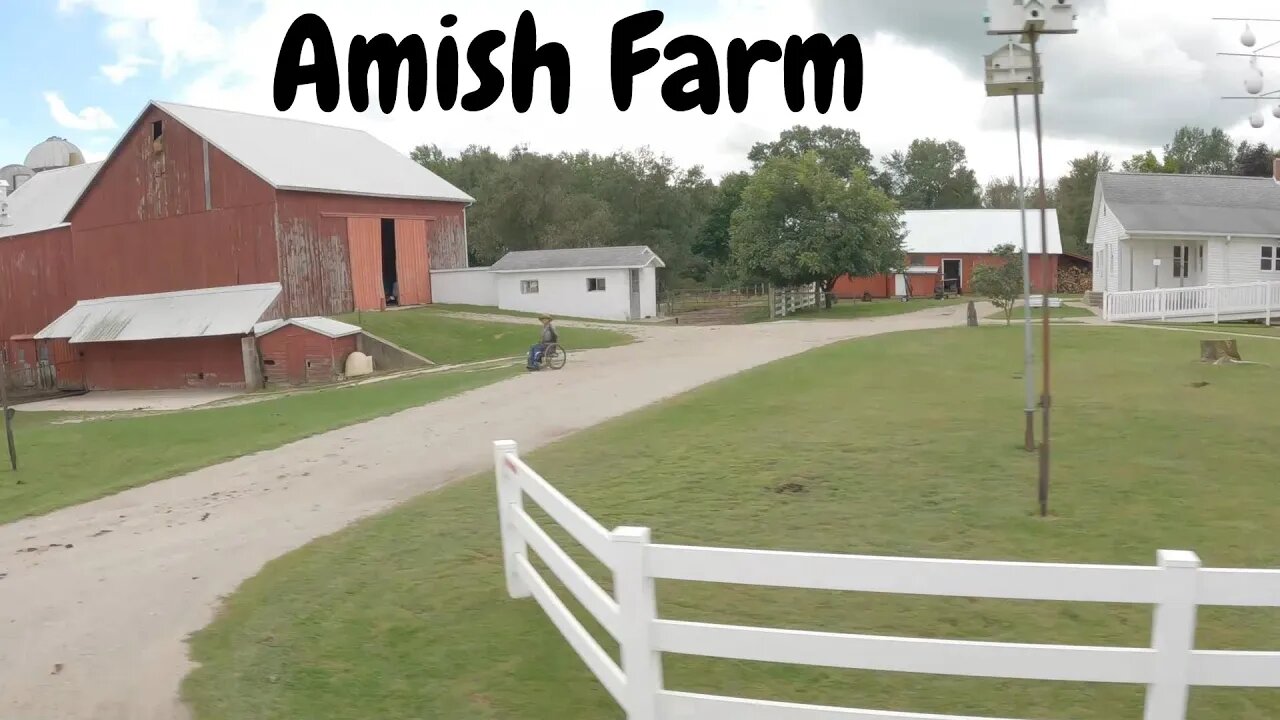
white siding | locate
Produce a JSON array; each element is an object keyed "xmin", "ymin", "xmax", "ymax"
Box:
[
  {"xmin": 497, "ymin": 268, "xmax": 636, "ymax": 321},
  {"xmin": 1091, "ymin": 200, "xmax": 1126, "ymax": 292},
  {"xmin": 1207, "ymin": 238, "xmax": 1231, "ymax": 286},
  {"xmin": 430, "ymin": 268, "xmax": 497, "ymax": 306},
  {"xmin": 1217, "ymin": 237, "xmax": 1280, "ymax": 285}
]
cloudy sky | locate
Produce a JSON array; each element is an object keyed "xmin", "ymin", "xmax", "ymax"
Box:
[{"xmin": 4, "ymin": 0, "xmax": 1280, "ymax": 185}]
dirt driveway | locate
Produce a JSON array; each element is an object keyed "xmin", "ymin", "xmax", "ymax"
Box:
[{"xmin": 0, "ymin": 304, "xmax": 982, "ymax": 720}]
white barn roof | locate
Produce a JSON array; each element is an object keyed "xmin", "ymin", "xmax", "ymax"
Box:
[
  {"xmin": 254, "ymin": 316, "xmax": 362, "ymax": 339},
  {"xmin": 36, "ymin": 283, "xmax": 282, "ymax": 344},
  {"xmin": 147, "ymin": 101, "xmax": 473, "ymax": 203},
  {"xmin": 0, "ymin": 161, "xmax": 103, "ymax": 239},
  {"xmin": 902, "ymin": 209, "xmax": 1063, "ymax": 256},
  {"xmin": 490, "ymin": 246, "xmax": 665, "ymax": 273}
]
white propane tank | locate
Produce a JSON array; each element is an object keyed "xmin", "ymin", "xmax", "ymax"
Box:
[{"xmin": 344, "ymin": 351, "xmax": 375, "ymax": 378}]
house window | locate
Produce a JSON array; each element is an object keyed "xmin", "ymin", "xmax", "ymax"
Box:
[
  {"xmin": 1198, "ymin": 245, "xmax": 1204, "ymax": 273},
  {"xmin": 521, "ymin": 280, "xmax": 540, "ymax": 294},
  {"xmin": 586, "ymin": 277, "xmax": 606, "ymax": 292},
  {"xmin": 1263, "ymin": 246, "xmax": 1280, "ymax": 272}
]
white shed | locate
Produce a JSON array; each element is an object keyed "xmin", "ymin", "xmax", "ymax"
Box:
[{"xmin": 485, "ymin": 246, "xmax": 665, "ymax": 321}]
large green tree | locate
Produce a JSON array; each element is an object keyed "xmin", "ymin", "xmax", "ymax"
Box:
[
  {"xmin": 1121, "ymin": 150, "xmax": 1177, "ymax": 174},
  {"xmin": 690, "ymin": 171, "xmax": 751, "ymax": 283},
  {"xmin": 880, "ymin": 139, "xmax": 983, "ymax": 210},
  {"xmin": 1163, "ymin": 126, "xmax": 1234, "ymax": 175},
  {"xmin": 747, "ymin": 125, "xmax": 875, "ymax": 181},
  {"xmin": 730, "ymin": 152, "xmax": 903, "ymax": 292},
  {"xmin": 1054, "ymin": 152, "xmax": 1112, "ymax": 255},
  {"xmin": 1234, "ymin": 140, "xmax": 1278, "ymax": 177}
]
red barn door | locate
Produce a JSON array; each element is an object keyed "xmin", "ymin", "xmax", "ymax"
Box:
[
  {"xmin": 394, "ymin": 218, "xmax": 431, "ymax": 306},
  {"xmin": 346, "ymin": 217, "xmax": 384, "ymax": 311}
]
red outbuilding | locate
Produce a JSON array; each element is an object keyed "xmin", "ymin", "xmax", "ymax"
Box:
[
  {"xmin": 833, "ymin": 209, "xmax": 1081, "ymax": 299},
  {"xmin": 254, "ymin": 317, "xmax": 362, "ymax": 387}
]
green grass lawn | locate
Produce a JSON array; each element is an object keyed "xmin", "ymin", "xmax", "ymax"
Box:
[
  {"xmin": 183, "ymin": 326, "xmax": 1280, "ymax": 720},
  {"xmin": 425, "ymin": 303, "xmax": 633, "ymax": 325},
  {"xmin": 792, "ymin": 296, "xmax": 968, "ymax": 320},
  {"xmin": 0, "ymin": 366, "xmax": 518, "ymax": 524},
  {"xmin": 335, "ymin": 308, "xmax": 634, "ymax": 364},
  {"xmin": 986, "ymin": 304, "xmax": 1096, "ymax": 321},
  {"xmin": 1149, "ymin": 322, "xmax": 1280, "ymax": 338}
]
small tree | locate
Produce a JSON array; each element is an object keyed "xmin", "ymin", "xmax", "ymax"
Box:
[{"xmin": 970, "ymin": 243, "xmax": 1024, "ymax": 325}]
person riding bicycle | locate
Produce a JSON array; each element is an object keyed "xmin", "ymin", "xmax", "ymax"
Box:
[{"xmin": 527, "ymin": 315, "xmax": 559, "ymax": 370}]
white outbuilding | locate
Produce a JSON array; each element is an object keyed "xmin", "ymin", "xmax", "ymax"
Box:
[{"xmin": 430, "ymin": 246, "xmax": 665, "ymax": 321}]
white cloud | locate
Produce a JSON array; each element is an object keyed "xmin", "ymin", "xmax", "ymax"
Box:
[
  {"xmin": 43, "ymin": 92, "xmax": 118, "ymax": 131},
  {"xmin": 59, "ymin": 0, "xmax": 223, "ymax": 79},
  {"xmin": 100, "ymin": 55, "xmax": 154, "ymax": 84}
]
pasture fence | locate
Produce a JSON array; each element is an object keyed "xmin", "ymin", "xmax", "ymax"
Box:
[{"xmin": 493, "ymin": 439, "xmax": 1280, "ymax": 720}]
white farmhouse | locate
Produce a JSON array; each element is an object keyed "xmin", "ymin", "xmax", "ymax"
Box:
[
  {"xmin": 1088, "ymin": 172, "xmax": 1280, "ymax": 322},
  {"xmin": 430, "ymin": 246, "xmax": 664, "ymax": 321}
]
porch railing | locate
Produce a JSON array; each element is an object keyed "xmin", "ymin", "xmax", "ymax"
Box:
[{"xmin": 1104, "ymin": 281, "xmax": 1280, "ymax": 323}]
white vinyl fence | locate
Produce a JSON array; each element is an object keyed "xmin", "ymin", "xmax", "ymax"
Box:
[
  {"xmin": 771, "ymin": 283, "xmax": 820, "ymax": 318},
  {"xmin": 1104, "ymin": 281, "xmax": 1280, "ymax": 323},
  {"xmin": 493, "ymin": 440, "xmax": 1280, "ymax": 720}
]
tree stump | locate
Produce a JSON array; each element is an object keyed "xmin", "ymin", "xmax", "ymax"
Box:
[
  {"xmin": 1200, "ymin": 339, "xmax": 1242, "ymax": 364},
  {"xmin": 966, "ymin": 301, "xmax": 978, "ymax": 327}
]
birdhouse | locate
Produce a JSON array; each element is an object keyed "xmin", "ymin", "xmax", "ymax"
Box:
[
  {"xmin": 984, "ymin": 43, "xmax": 1042, "ymax": 97},
  {"xmin": 985, "ymin": 0, "xmax": 1077, "ymax": 40}
]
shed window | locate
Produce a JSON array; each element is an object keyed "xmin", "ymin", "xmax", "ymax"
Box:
[
  {"xmin": 587, "ymin": 277, "xmax": 606, "ymax": 292},
  {"xmin": 910, "ymin": 255, "xmax": 925, "ymax": 265},
  {"xmin": 151, "ymin": 120, "xmax": 164, "ymax": 140},
  {"xmin": 1263, "ymin": 245, "xmax": 1280, "ymax": 272},
  {"xmin": 521, "ymin": 280, "xmax": 540, "ymax": 294}
]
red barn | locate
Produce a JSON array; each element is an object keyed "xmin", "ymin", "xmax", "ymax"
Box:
[
  {"xmin": 834, "ymin": 209, "xmax": 1076, "ymax": 299},
  {"xmin": 254, "ymin": 317, "xmax": 361, "ymax": 387},
  {"xmin": 1, "ymin": 100, "xmax": 474, "ymax": 391}
]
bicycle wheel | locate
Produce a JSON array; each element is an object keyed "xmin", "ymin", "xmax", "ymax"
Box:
[{"xmin": 547, "ymin": 346, "xmax": 567, "ymax": 370}]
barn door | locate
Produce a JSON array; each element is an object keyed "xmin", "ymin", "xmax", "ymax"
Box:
[
  {"xmin": 394, "ymin": 218, "xmax": 431, "ymax": 306},
  {"xmin": 347, "ymin": 217, "xmax": 384, "ymax": 311}
]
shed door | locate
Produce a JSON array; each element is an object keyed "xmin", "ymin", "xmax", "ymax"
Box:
[
  {"xmin": 285, "ymin": 334, "xmax": 308, "ymax": 383},
  {"xmin": 395, "ymin": 218, "xmax": 432, "ymax": 306},
  {"xmin": 629, "ymin": 269, "xmax": 641, "ymax": 319},
  {"xmin": 347, "ymin": 217, "xmax": 384, "ymax": 311}
]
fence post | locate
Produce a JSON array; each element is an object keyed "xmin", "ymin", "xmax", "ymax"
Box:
[
  {"xmin": 613, "ymin": 526, "xmax": 661, "ymax": 720},
  {"xmin": 1267, "ymin": 282, "xmax": 1273, "ymax": 327},
  {"xmin": 1142, "ymin": 549, "xmax": 1200, "ymax": 720},
  {"xmin": 1213, "ymin": 286, "xmax": 1219, "ymax": 324},
  {"xmin": 769, "ymin": 286, "xmax": 777, "ymax": 320},
  {"xmin": 1160, "ymin": 292, "xmax": 1166, "ymax": 322},
  {"xmin": 494, "ymin": 440, "xmax": 530, "ymax": 599}
]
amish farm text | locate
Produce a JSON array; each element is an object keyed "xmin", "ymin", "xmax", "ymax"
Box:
[{"xmin": 273, "ymin": 10, "xmax": 864, "ymax": 115}]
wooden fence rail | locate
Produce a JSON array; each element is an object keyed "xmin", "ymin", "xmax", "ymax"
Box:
[
  {"xmin": 493, "ymin": 440, "xmax": 1280, "ymax": 720},
  {"xmin": 771, "ymin": 283, "xmax": 820, "ymax": 318}
]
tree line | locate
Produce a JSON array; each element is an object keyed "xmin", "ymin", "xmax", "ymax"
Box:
[{"xmin": 412, "ymin": 123, "xmax": 1278, "ymax": 293}]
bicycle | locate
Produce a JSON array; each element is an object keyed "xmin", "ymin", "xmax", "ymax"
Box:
[{"xmin": 538, "ymin": 343, "xmax": 567, "ymax": 371}]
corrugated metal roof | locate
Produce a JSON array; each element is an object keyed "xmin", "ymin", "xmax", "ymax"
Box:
[
  {"xmin": 0, "ymin": 161, "xmax": 103, "ymax": 239},
  {"xmin": 153, "ymin": 102, "xmax": 474, "ymax": 204},
  {"xmin": 36, "ymin": 283, "xmax": 282, "ymax": 344},
  {"xmin": 1099, "ymin": 172, "xmax": 1280, "ymax": 236},
  {"xmin": 489, "ymin": 246, "xmax": 665, "ymax": 272},
  {"xmin": 902, "ymin": 209, "xmax": 1063, "ymax": 255},
  {"xmin": 254, "ymin": 316, "xmax": 362, "ymax": 339}
]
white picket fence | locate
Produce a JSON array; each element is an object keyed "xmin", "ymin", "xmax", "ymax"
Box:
[
  {"xmin": 493, "ymin": 440, "xmax": 1280, "ymax": 720},
  {"xmin": 1104, "ymin": 281, "xmax": 1280, "ymax": 323},
  {"xmin": 771, "ymin": 283, "xmax": 820, "ymax": 318}
]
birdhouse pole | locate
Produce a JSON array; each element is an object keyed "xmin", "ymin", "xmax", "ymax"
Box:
[{"xmin": 984, "ymin": 0, "xmax": 1078, "ymax": 517}]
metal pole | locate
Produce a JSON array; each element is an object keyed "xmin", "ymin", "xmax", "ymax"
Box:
[
  {"xmin": 1013, "ymin": 93, "xmax": 1035, "ymax": 453},
  {"xmin": 0, "ymin": 350, "xmax": 16, "ymax": 472},
  {"xmin": 1030, "ymin": 33, "xmax": 1051, "ymax": 517}
]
